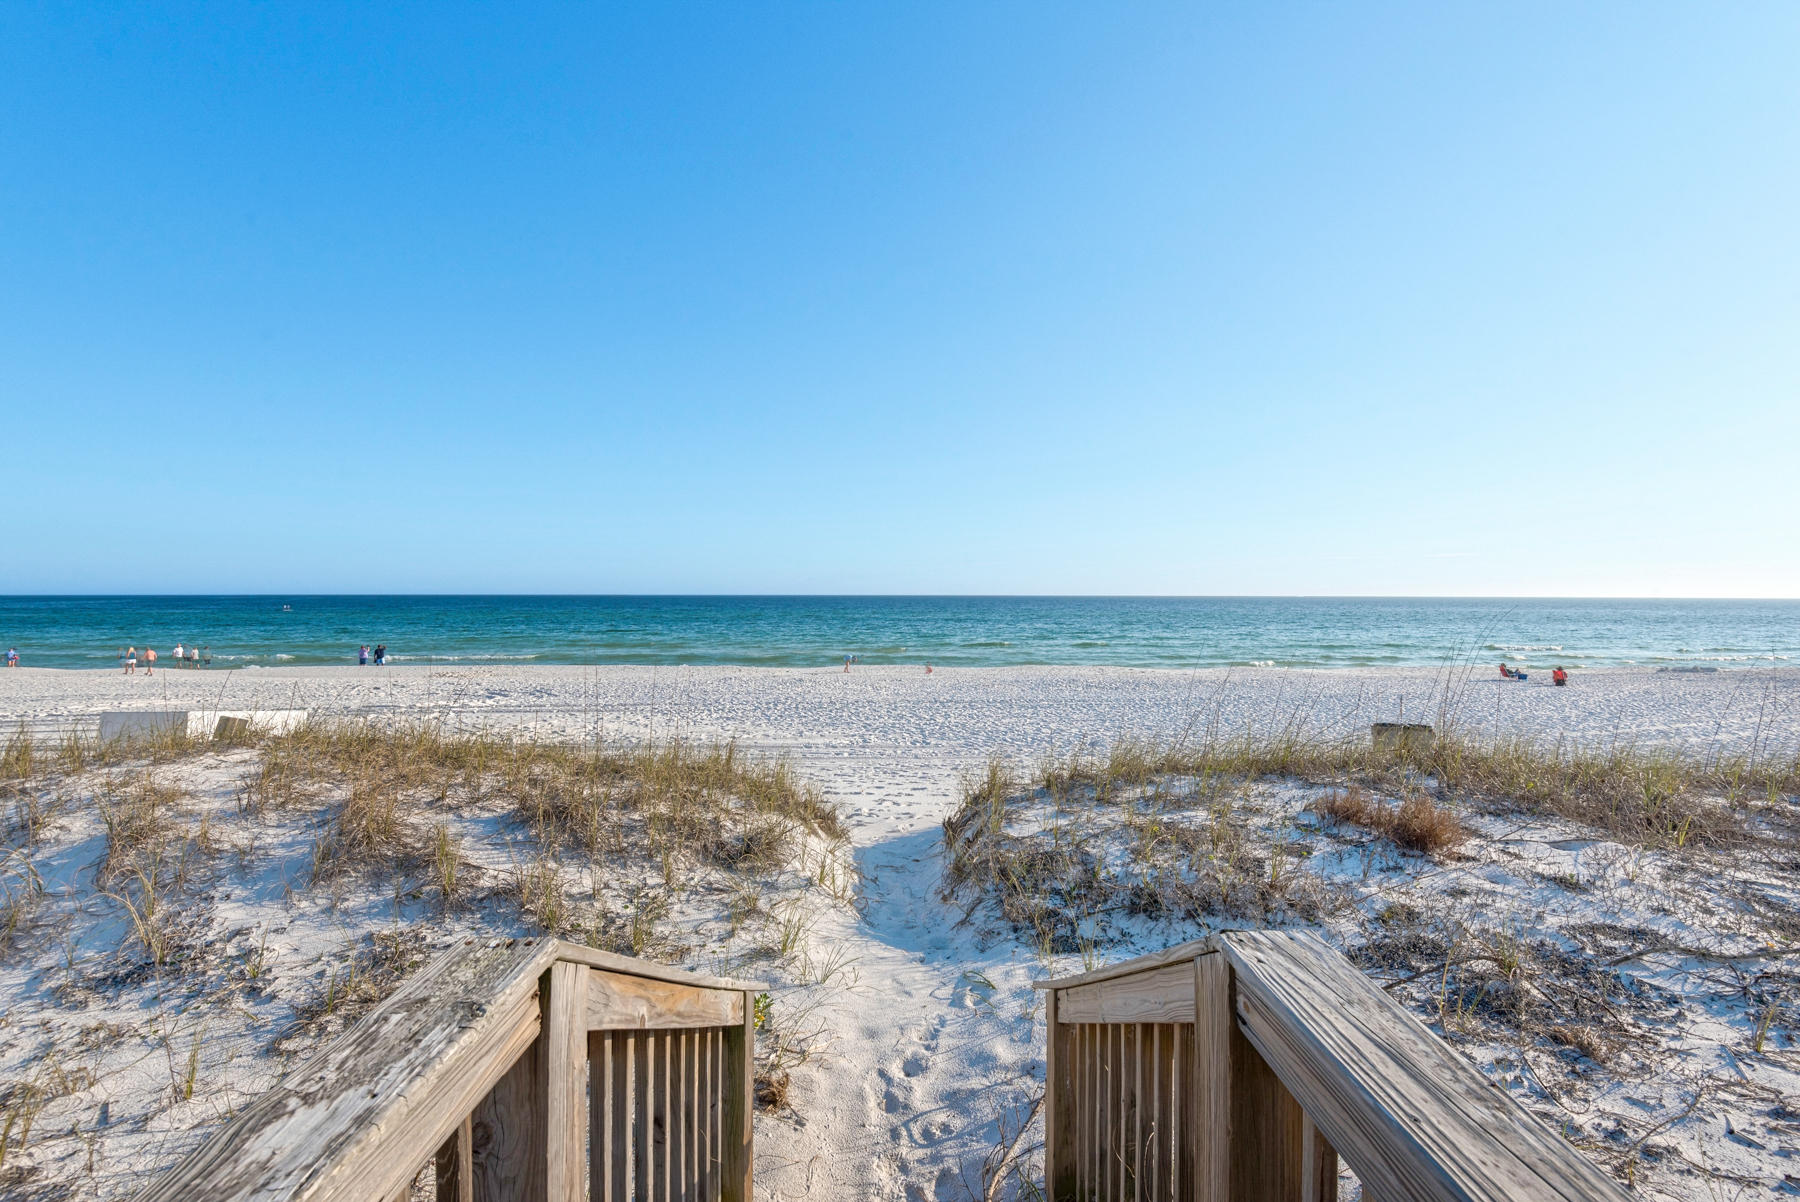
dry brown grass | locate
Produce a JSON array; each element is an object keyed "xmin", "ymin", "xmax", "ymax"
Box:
[{"xmin": 1314, "ymin": 785, "xmax": 1466, "ymax": 856}]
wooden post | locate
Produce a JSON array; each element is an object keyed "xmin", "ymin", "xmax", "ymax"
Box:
[
  {"xmin": 1193, "ymin": 953, "xmax": 1231, "ymax": 1202},
  {"xmin": 437, "ymin": 1117, "xmax": 474, "ymax": 1202},
  {"xmin": 544, "ymin": 962, "xmax": 589, "ymax": 1202},
  {"xmin": 1046, "ymin": 989, "xmax": 1077, "ymax": 1201},
  {"xmin": 721, "ymin": 990, "xmax": 755, "ymax": 1202},
  {"xmin": 1230, "ymin": 1018, "xmax": 1306, "ymax": 1201},
  {"xmin": 472, "ymin": 1032, "xmax": 545, "ymax": 1202}
]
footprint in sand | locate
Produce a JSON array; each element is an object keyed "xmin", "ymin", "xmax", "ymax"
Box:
[{"xmin": 901, "ymin": 1051, "xmax": 929, "ymax": 1077}]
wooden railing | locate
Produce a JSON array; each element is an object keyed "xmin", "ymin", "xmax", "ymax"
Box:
[
  {"xmin": 1037, "ymin": 931, "xmax": 1630, "ymax": 1202},
  {"xmin": 138, "ymin": 938, "xmax": 762, "ymax": 1202}
]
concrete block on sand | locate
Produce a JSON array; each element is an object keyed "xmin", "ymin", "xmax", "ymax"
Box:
[
  {"xmin": 97, "ymin": 711, "xmax": 190, "ymax": 741},
  {"xmin": 97, "ymin": 709, "xmax": 310, "ymax": 742},
  {"xmin": 1371, "ymin": 722, "xmax": 1436, "ymax": 755}
]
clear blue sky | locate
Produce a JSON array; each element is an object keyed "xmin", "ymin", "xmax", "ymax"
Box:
[{"xmin": 4, "ymin": 3, "xmax": 1796, "ymax": 596}]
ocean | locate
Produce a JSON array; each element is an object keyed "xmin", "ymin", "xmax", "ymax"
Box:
[{"xmin": 0, "ymin": 596, "xmax": 1795, "ymax": 671}]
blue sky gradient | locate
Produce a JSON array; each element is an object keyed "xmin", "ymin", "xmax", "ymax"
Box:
[{"xmin": 4, "ymin": 4, "xmax": 1796, "ymax": 595}]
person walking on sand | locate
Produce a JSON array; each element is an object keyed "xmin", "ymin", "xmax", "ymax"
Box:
[
  {"xmin": 925, "ymin": 662, "xmax": 932, "ymax": 675},
  {"xmin": 144, "ymin": 647, "xmax": 156, "ymax": 675},
  {"xmin": 843, "ymin": 654, "xmax": 851, "ymax": 673},
  {"xmin": 125, "ymin": 646, "xmax": 137, "ymax": 674}
]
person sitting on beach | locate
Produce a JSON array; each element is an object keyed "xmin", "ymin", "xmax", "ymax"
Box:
[
  {"xmin": 1553, "ymin": 666, "xmax": 1568, "ymax": 686},
  {"xmin": 1499, "ymin": 662, "xmax": 1515, "ymax": 678}
]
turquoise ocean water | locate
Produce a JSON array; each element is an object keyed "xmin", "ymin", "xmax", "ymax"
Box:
[{"xmin": 0, "ymin": 596, "xmax": 1795, "ymax": 671}]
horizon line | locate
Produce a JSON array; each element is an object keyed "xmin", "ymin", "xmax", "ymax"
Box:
[{"xmin": 4, "ymin": 593, "xmax": 1799, "ymax": 603}]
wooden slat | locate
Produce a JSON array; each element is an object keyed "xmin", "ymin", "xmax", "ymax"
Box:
[
  {"xmin": 687, "ymin": 1029, "xmax": 701, "ymax": 1200},
  {"xmin": 1219, "ymin": 931, "xmax": 1630, "ymax": 1202},
  {"xmin": 589, "ymin": 970, "xmax": 746, "ymax": 1031},
  {"xmin": 1175, "ymin": 1023, "xmax": 1190, "ymax": 1202},
  {"xmin": 680, "ymin": 1022, "xmax": 694, "ymax": 1202},
  {"xmin": 707, "ymin": 1026, "xmax": 722, "ymax": 1200},
  {"xmin": 544, "ymin": 962, "xmax": 589, "ymax": 1202},
  {"xmin": 1057, "ymin": 963, "xmax": 1197, "ymax": 1025},
  {"xmin": 1129, "ymin": 1023, "xmax": 1143, "ymax": 1202},
  {"xmin": 589, "ymin": 1034, "xmax": 611, "ymax": 1202},
  {"xmin": 138, "ymin": 938, "xmax": 548, "ymax": 1202},
  {"xmin": 1072, "ymin": 1022, "xmax": 1087, "ymax": 1202},
  {"xmin": 654, "ymin": 1032, "xmax": 670, "ymax": 1202},
  {"xmin": 614, "ymin": 1034, "xmax": 634, "ymax": 1202},
  {"xmin": 1151, "ymin": 1024, "xmax": 1167, "ymax": 1202},
  {"xmin": 1193, "ymin": 951, "xmax": 1230, "ymax": 1202},
  {"xmin": 552, "ymin": 942, "xmax": 764, "ymax": 993},
  {"xmin": 634, "ymin": 1032, "xmax": 652, "ymax": 1202},
  {"xmin": 1032, "ymin": 938, "xmax": 1212, "ymax": 992}
]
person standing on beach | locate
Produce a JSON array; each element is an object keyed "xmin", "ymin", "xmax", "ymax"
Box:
[
  {"xmin": 125, "ymin": 646, "xmax": 137, "ymax": 674},
  {"xmin": 144, "ymin": 647, "xmax": 156, "ymax": 675},
  {"xmin": 374, "ymin": 643, "xmax": 387, "ymax": 665},
  {"xmin": 5, "ymin": 648, "xmax": 17, "ymax": 668},
  {"xmin": 359, "ymin": 644, "xmax": 369, "ymax": 665},
  {"xmin": 174, "ymin": 642, "xmax": 184, "ymax": 666}
]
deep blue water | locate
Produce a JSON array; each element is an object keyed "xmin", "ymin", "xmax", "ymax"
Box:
[{"xmin": 0, "ymin": 596, "xmax": 1795, "ymax": 671}]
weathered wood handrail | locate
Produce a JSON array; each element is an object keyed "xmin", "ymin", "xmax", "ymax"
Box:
[
  {"xmin": 139, "ymin": 938, "xmax": 763, "ymax": 1202},
  {"xmin": 1035, "ymin": 931, "xmax": 1630, "ymax": 1202}
]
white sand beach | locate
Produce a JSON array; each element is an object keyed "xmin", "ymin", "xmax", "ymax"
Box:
[
  {"xmin": 5, "ymin": 661, "xmax": 1796, "ymax": 755},
  {"xmin": 1, "ymin": 664, "xmax": 1796, "ymax": 1200}
]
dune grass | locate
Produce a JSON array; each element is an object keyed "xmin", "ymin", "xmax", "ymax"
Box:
[
  {"xmin": 1030, "ymin": 726, "xmax": 1797, "ymax": 847},
  {"xmin": 942, "ymin": 727, "xmax": 1798, "ymax": 959},
  {"xmin": 244, "ymin": 720, "xmax": 845, "ymax": 896}
]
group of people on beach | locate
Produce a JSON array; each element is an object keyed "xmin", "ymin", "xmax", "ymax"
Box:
[
  {"xmin": 358, "ymin": 644, "xmax": 388, "ymax": 665},
  {"xmin": 1499, "ymin": 662, "xmax": 1571, "ymax": 686},
  {"xmin": 119, "ymin": 644, "xmax": 209, "ymax": 674}
]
